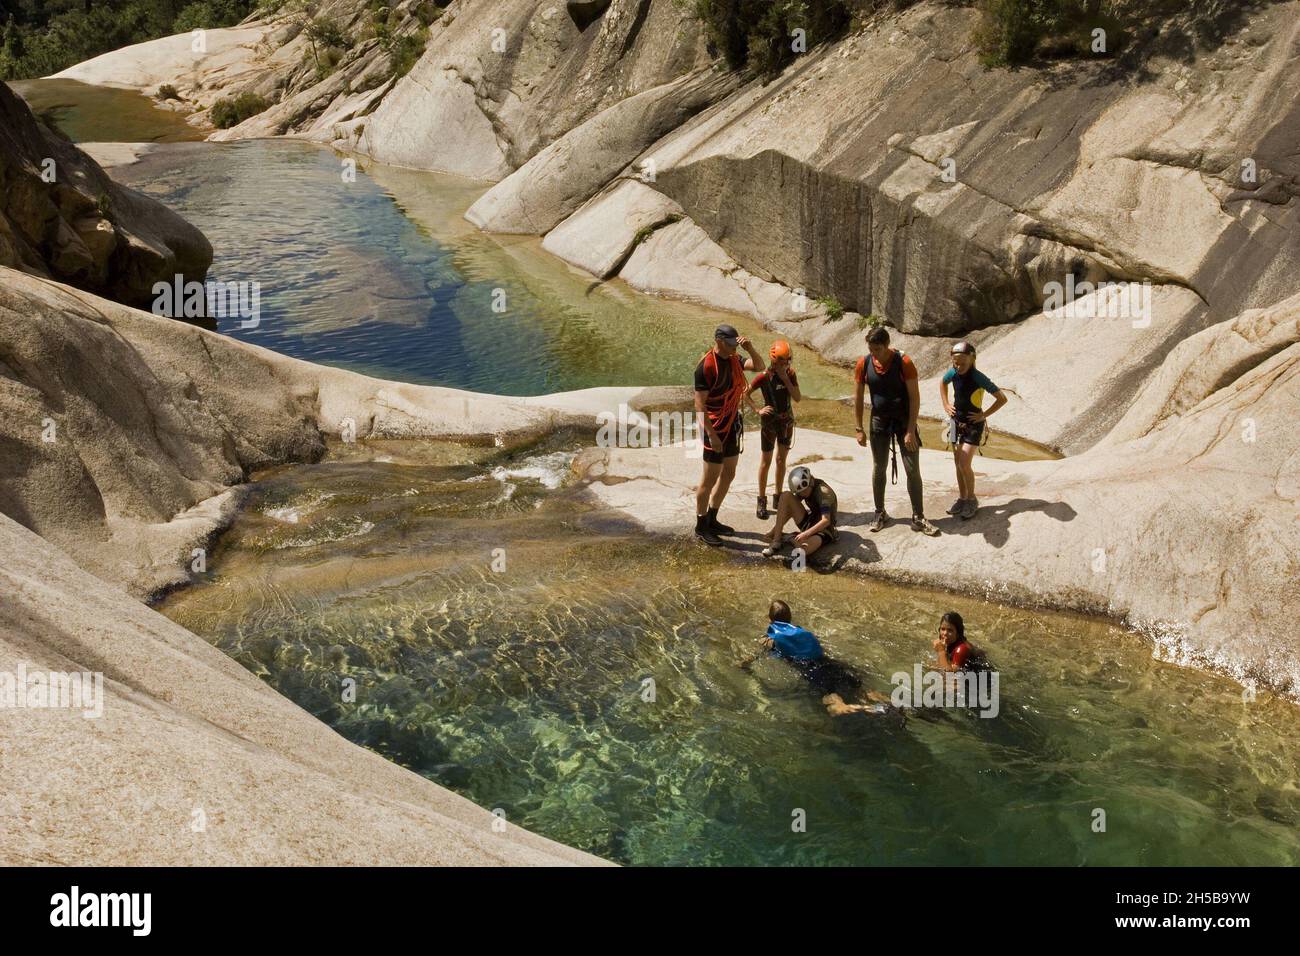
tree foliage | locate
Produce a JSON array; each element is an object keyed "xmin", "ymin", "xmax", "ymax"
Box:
[
  {"xmin": 691, "ymin": 0, "xmax": 852, "ymax": 75},
  {"xmin": 0, "ymin": 0, "xmax": 256, "ymax": 81}
]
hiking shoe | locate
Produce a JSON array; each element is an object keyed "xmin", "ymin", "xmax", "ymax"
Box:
[
  {"xmin": 756, "ymin": 495, "xmax": 770, "ymax": 520},
  {"xmin": 911, "ymin": 516, "xmax": 941, "ymax": 537},
  {"xmin": 761, "ymin": 536, "xmax": 788, "ymax": 558},
  {"xmin": 960, "ymin": 497, "xmax": 979, "ymax": 520},
  {"xmin": 869, "ymin": 511, "xmax": 890, "ymax": 533},
  {"xmin": 696, "ymin": 525, "xmax": 723, "ymax": 546},
  {"xmin": 946, "ymin": 498, "xmax": 966, "ymax": 515},
  {"xmin": 706, "ymin": 507, "xmax": 735, "ymax": 535},
  {"xmin": 695, "ymin": 515, "xmax": 723, "ymax": 546}
]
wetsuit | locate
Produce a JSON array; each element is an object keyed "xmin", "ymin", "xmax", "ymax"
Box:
[
  {"xmin": 942, "ymin": 366, "xmax": 999, "ymax": 446},
  {"xmin": 695, "ymin": 349, "xmax": 746, "ymax": 463},
  {"xmin": 766, "ymin": 621, "xmax": 863, "ymax": 698},
  {"xmin": 855, "ymin": 350, "xmax": 924, "ymax": 516},
  {"xmin": 749, "ymin": 367, "xmax": 798, "ymax": 452},
  {"xmin": 948, "ymin": 640, "xmax": 989, "ymax": 672},
  {"xmin": 797, "ymin": 479, "xmax": 839, "ymax": 546}
]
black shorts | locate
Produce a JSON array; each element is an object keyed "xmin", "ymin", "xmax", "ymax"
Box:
[
  {"xmin": 760, "ymin": 414, "xmax": 794, "ymax": 452},
  {"xmin": 797, "ymin": 510, "xmax": 836, "ymax": 545},
  {"xmin": 702, "ymin": 416, "xmax": 743, "ymax": 463},
  {"xmin": 954, "ymin": 419, "xmax": 985, "ymax": 447},
  {"xmin": 796, "ymin": 657, "xmax": 863, "ymax": 698}
]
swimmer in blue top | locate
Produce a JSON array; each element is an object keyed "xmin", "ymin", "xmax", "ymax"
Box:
[
  {"xmin": 739, "ymin": 600, "xmax": 895, "ymax": 716},
  {"xmin": 940, "ymin": 340, "xmax": 1007, "ymax": 520}
]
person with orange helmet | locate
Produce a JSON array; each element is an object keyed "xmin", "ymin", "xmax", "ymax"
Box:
[{"xmin": 747, "ymin": 339, "xmax": 801, "ymax": 519}]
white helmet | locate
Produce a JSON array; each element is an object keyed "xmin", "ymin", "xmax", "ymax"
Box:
[{"xmin": 788, "ymin": 466, "xmax": 813, "ymax": 495}]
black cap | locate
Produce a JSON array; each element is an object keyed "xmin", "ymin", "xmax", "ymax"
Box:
[
  {"xmin": 951, "ymin": 340, "xmax": 976, "ymax": 355},
  {"xmin": 714, "ymin": 324, "xmax": 739, "ymax": 343}
]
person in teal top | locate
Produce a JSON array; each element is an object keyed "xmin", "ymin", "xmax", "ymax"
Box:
[{"xmin": 940, "ymin": 341, "xmax": 1007, "ymax": 520}]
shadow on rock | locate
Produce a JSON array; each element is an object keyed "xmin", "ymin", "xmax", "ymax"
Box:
[{"xmin": 935, "ymin": 497, "xmax": 1077, "ymax": 548}]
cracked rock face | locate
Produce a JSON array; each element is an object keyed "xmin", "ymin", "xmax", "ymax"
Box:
[
  {"xmin": 441, "ymin": 1, "xmax": 1300, "ymax": 349},
  {"xmin": 359, "ymin": 0, "xmax": 713, "ymax": 177},
  {"xmin": 0, "ymin": 82, "xmax": 212, "ymax": 308},
  {"xmin": 642, "ymin": 2, "xmax": 1300, "ymax": 336}
]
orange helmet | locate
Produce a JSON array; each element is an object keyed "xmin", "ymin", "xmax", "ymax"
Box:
[{"xmin": 770, "ymin": 340, "xmax": 792, "ymax": 361}]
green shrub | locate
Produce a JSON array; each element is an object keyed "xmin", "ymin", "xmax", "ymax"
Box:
[
  {"xmin": 210, "ymin": 90, "xmax": 270, "ymax": 128},
  {"xmin": 176, "ymin": 0, "xmax": 262, "ymax": 34},
  {"xmin": 855, "ymin": 313, "xmax": 884, "ymax": 331},
  {"xmin": 973, "ymin": 0, "xmax": 1045, "ymax": 67},
  {"xmin": 817, "ymin": 294, "xmax": 846, "ymax": 321},
  {"xmin": 631, "ymin": 213, "xmax": 684, "ymax": 248},
  {"xmin": 385, "ymin": 28, "xmax": 429, "ymax": 78},
  {"xmin": 174, "ymin": 2, "xmax": 214, "ymax": 33},
  {"xmin": 157, "ymin": 83, "xmax": 180, "ymax": 100},
  {"xmin": 413, "ymin": 1, "xmax": 443, "ymax": 28},
  {"xmin": 3, "ymin": 15, "xmax": 25, "ymax": 61},
  {"xmin": 691, "ymin": 0, "xmax": 851, "ymax": 75},
  {"xmin": 311, "ymin": 44, "xmax": 346, "ymax": 79},
  {"xmin": 304, "ymin": 16, "xmax": 348, "ymax": 51},
  {"xmin": 974, "ymin": 0, "xmax": 1126, "ymax": 68}
]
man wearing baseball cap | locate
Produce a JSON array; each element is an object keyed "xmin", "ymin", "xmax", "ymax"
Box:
[{"xmin": 693, "ymin": 324, "xmax": 765, "ymax": 546}]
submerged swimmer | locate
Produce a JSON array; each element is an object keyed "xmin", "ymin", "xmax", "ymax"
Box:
[{"xmin": 741, "ymin": 600, "xmax": 897, "ymax": 717}]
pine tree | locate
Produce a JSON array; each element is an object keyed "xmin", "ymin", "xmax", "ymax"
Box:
[{"xmin": 3, "ymin": 15, "xmax": 25, "ymax": 62}]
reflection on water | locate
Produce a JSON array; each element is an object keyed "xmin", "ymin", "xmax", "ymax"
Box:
[
  {"xmin": 112, "ymin": 139, "xmax": 852, "ymax": 400},
  {"xmin": 10, "ymin": 78, "xmax": 204, "ymax": 143},
  {"xmin": 159, "ymin": 441, "xmax": 1300, "ymax": 866}
]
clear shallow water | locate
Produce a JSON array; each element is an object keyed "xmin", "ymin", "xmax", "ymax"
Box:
[
  {"xmin": 113, "ymin": 138, "xmax": 854, "ymax": 398},
  {"xmin": 158, "ymin": 443, "xmax": 1300, "ymax": 866}
]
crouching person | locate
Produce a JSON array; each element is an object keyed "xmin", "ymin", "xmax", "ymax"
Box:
[{"xmin": 761, "ymin": 466, "xmax": 837, "ymax": 566}]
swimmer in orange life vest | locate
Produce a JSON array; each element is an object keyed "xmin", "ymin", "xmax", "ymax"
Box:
[{"xmin": 933, "ymin": 611, "xmax": 988, "ymax": 672}]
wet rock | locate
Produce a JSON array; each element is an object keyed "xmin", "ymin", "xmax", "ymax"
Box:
[{"xmin": 0, "ymin": 81, "xmax": 211, "ymax": 307}]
